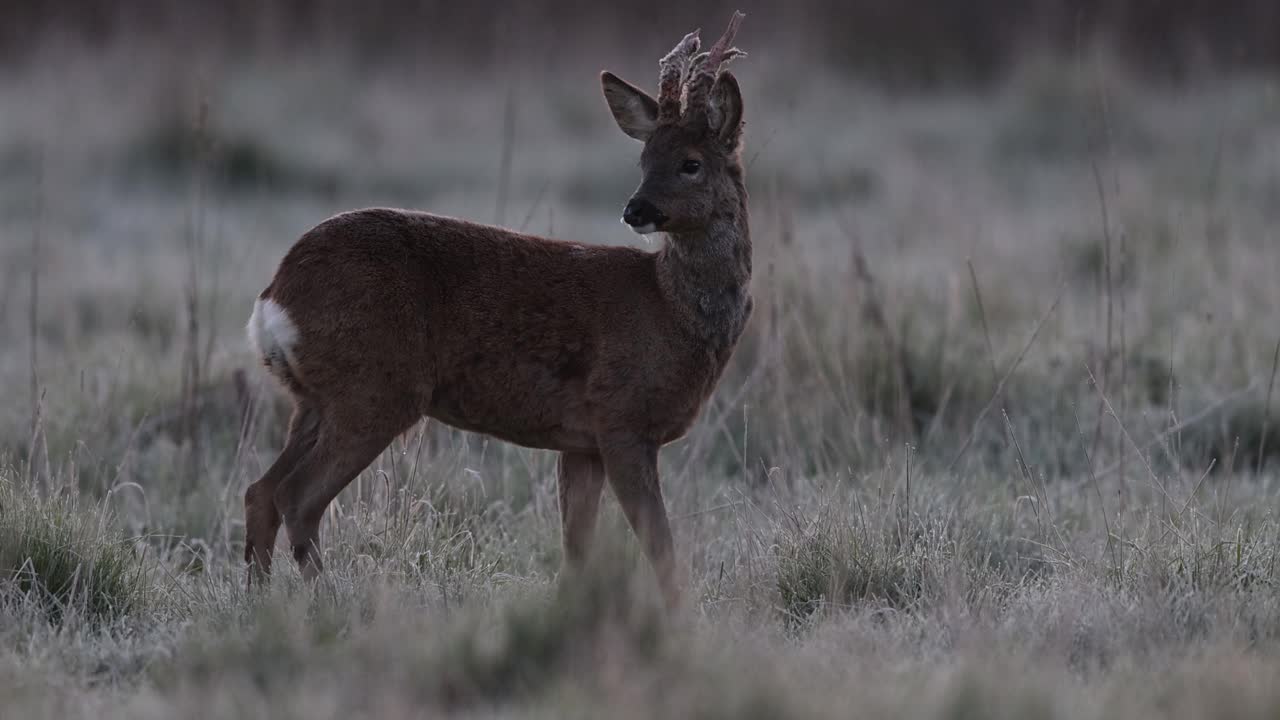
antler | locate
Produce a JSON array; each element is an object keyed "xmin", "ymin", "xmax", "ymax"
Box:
[
  {"xmin": 656, "ymin": 30, "xmax": 701, "ymax": 123},
  {"xmin": 683, "ymin": 11, "xmax": 746, "ymax": 124}
]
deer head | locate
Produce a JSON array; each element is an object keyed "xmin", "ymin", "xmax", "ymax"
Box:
[{"xmin": 601, "ymin": 11, "xmax": 747, "ymax": 236}]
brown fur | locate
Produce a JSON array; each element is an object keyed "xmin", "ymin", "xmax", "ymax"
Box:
[{"xmin": 244, "ymin": 15, "xmax": 751, "ymax": 606}]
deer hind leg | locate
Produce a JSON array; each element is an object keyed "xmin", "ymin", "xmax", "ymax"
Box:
[
  {"xmin": 244, "ymin": 402, "xmax": 321, "ymax": 587},
  {"xmin": 273, "ymin": 405, "xmax": 418, "ymax": 581},
  {"xmin": 558, "ymin": 451, "xmax": 606, "ymax": 574},
  {"xmin": 599, "ymin": 437, "xmax": 680, "ymax": 608}
]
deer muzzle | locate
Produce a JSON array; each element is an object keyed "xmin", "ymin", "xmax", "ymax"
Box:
[{"xmin": 621, "ymin": 197, "xmax": 668, "ymax": 235}]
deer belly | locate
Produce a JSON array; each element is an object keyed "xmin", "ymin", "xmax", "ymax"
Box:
[{"xmin": 426, "ymin": 370, "xmax": 596, "ymax": 452}]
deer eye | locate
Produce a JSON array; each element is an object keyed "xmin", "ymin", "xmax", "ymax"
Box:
[{"xmin": 680, "ymin": 159, "xmax": 702, "ymax": 175}]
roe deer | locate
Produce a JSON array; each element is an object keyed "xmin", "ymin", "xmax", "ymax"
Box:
[{"xmin": 244, "ymin": 12, "xmax": 751, "ymax": 606}]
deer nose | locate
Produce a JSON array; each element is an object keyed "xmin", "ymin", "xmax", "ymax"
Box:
[{"xmin": 621, "ymin": 198, "xmax": 667, "ymax": 230}]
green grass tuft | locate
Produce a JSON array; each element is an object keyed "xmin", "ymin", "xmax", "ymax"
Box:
[{"xmin": 0, "ymin": 471, "xmax": 149, "ymax": 627}]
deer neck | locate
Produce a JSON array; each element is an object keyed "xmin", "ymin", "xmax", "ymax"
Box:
[{"xmin": 656, "ymin": 199, "xmax": 752, "ymax": 349}]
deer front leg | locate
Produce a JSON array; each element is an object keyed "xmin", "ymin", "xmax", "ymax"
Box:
[
  {"xmin": 558, "ymin": 451, "xmax": 607, "ymax": 573},
  {"xmin": 599, "ymin": 437, "xmax": 680, "ymax": 608}
]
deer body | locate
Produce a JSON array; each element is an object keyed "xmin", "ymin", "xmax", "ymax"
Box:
[
  {"xmin": 254, "ymin": 209, "xmax": 749, "ymax": 451},
  {"xmin": 244, "ymin": 13, "xmax": 751, "ymax": 605}
]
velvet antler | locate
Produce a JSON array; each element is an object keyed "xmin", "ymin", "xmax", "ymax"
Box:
[
  {"xmin": 656, "ymin": 30, "xmax": 701, "ymax": 122},
  {"xmin": 683, "ymin": 11, "xmax": 746, "ymax": 125}
]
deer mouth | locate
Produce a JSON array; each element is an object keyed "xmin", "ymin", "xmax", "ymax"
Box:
[{"xmin": 624, "ymin": 218, "xmax": 660, "ymax": 235}]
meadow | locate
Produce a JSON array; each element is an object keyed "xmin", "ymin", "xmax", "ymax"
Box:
[{"xmin": 3, "ymin": 31, "xmax": 1280, "ymax": 718}]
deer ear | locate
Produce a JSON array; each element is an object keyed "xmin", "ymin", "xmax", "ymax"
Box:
[
  {"xmin": 602, "ymin": 71, "xmax": 659, "ymax": 143},
  {"xmin": 708, "ymin": 71, "xmax": 744, "ymax": 148}
]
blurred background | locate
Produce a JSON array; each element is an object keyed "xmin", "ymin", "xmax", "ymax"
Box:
[
  {"xmin": 5, "ymin": 1, "xmax": 1280, "ymax": 82},
  {"xmin": 4, "ymin": 4, "xmax": 1280, "ymax": 717},
  {"xmin": 1, "ymin": 0, "xmax": 1279, "ymax": 541}
]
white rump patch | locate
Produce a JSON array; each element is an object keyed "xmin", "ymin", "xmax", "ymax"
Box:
[{"xmin": 246, "ymin": 297, "xmax": 299, "ymax": 366}]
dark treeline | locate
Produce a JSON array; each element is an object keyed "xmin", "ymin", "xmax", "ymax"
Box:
[{"xmin": 5, "ymin": 0, "xmax": 1277, "ymax": 84}]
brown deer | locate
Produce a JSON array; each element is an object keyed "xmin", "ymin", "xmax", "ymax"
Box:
[{"xmin": 244, "ymin": 12, "xmax": 751, "ymax": 606}]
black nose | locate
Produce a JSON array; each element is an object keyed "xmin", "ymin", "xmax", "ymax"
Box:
[{"xmin": 622, "ymin": 198, "xmax": 667, "ymax": 229}]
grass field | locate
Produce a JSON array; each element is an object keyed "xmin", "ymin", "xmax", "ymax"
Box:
[{"xmin": 3, "ymin": 37, "xmax": 1280, "ymax": 718}]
